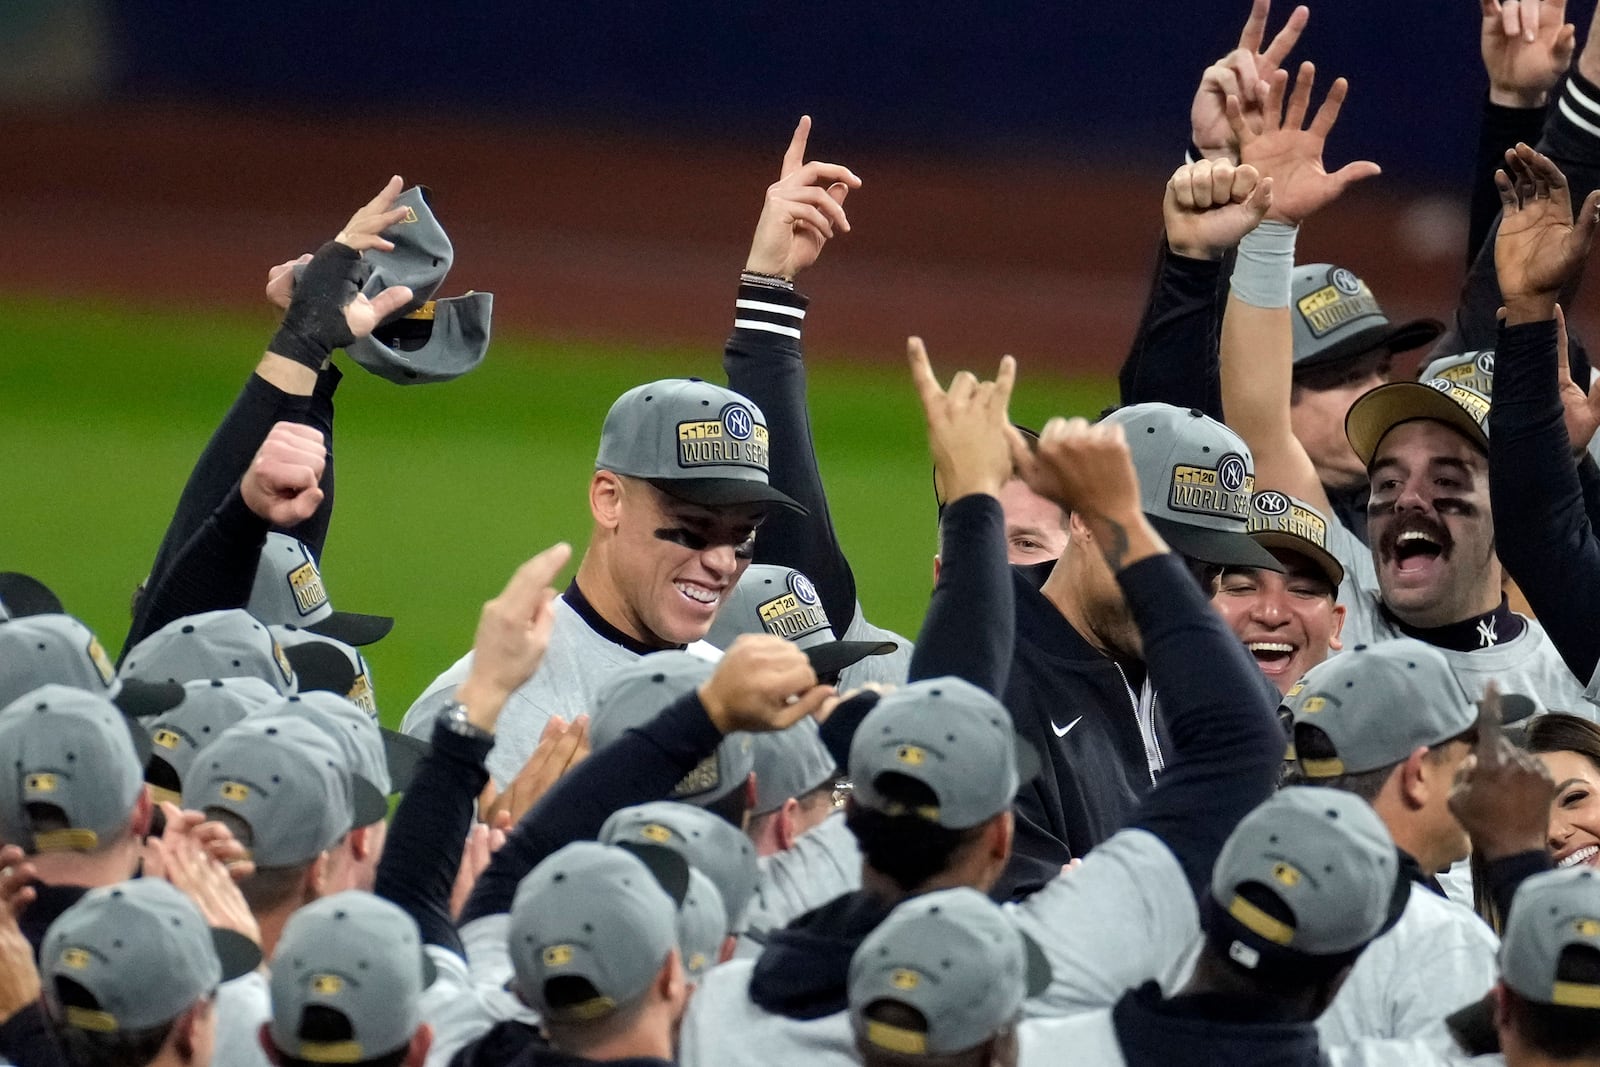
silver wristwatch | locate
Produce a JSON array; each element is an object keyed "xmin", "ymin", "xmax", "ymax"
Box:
[{"xmin": 438, "ymin": 700, "xmax": 494, "ymax": 742}]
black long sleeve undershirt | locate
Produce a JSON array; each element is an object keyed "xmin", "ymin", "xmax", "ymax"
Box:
[
  {"xmin": 374, "ymin": 716, "xmax": 493, "ymax": 958},
  {"xmin": 459, "ymin": 691, "xmax": 725, "ymax": 925},
  {"xmin": 1468, "ymin": 98, "xmax": 1549, "ymax": 269},
  {"xmin": 908, "ymin": 494, "xmax": 1013, "ymax": 695},
  {"xmin": 1118, "ymin": 239, "xmax": 1228, "ymax": 420},
  {"xmin": 1488, "ymin": 318, "xmax": 1600, "ymax": 685}
]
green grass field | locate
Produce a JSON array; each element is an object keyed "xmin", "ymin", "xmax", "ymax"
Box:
[{"xmin": 1, "ymin": 299, "xmax": 1112, "ymax": 727}]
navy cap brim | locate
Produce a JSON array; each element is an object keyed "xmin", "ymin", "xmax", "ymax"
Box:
[
  {"xmin": 805, "ymin": 640, "xmax": 897, "ymax": 680},
  {"xmin": 112, "ymin": 678, "xmax": 186, "ymax": 718},
  {"xmin": 0, "ymin": 572, "xmax": 64, "ymax": 617},
  {"xmin": 352, "ymin": 776, "xmax": 392, "ymax": 827},
  {"xmin": 1294, "ymin": 318, "xmax": 1445, "ymax": 373},
  {"xmin": 381, "ymin": 728, "xmax": 430, "ymax": 793},
  {"xmin": 213, "ymin": 928, "xmax": 264, "ymax": 981},
  {"xmin": 282, "ymin": 642, "xmax": 358, "ymax": 697},
  {"xmin": 649, "ymin": 478, "xmax": 807, "ymax": 515},
  {"xmin": 308, "ymin": 611, "xmax": 394, "ymax": 647},
  {"xmin": 613, "ymin": 841, "xmax": 691, "ymax": 907},
  {"xmin": 1150, "ymin": 516, "xmax": 1285, "ymax": 572}
]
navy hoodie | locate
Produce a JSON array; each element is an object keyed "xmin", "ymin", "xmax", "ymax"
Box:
[
  {"xmin": 1112, "ymin": 982, "xmax": 1324, "ymax": 1067},
  {"xmin": 746, "ymin": 890, "xmax": 895, "ymax": 1020}
]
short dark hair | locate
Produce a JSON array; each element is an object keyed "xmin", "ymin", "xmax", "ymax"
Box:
[
  {"xmin": 1504, "ymin": 946, "xmax": 1600, "ymax": 1058},
  {"xmin": 1291, "ymin": 724, "xmax": 1397, "ymax": 802},
  {"xmin": 52, "ymin": 976, "xmax": 176, "ymax": 1067},
  {"xmin": 846, "ymin": 774, "xmax": 984, "ymax": 893},
  {"xmin": 273, "ymin": 1005, "xmax": 409, "ymax": 1067}
]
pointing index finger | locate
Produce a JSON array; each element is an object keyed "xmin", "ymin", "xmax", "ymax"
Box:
[
  {"xmin": 1237, "ymin": 0, "xmax": 1270, "ymax": 52},
  {"xmin": 1261, "ymin": 5, "xmax": 1309, "ymax": 68},
  {"xmin": 908, "ymin": 336, "xmax": 946, "ymax": 410},
  {"xmin": 1475, "ymin": 681, "xmax": 1506, "ymax": 763},
  {"xmin": 781, "ymin": 115, "xmax": 812, "ymax": 179}
]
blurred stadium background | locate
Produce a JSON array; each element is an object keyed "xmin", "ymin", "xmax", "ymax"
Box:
[{"xmin": 2, "ymin": 0, "xmax": 1577, "ymax": 723}]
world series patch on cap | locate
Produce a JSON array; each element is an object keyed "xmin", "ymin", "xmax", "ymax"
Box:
[
  {"xmin": 1101, "ymin": 403, "xmax": 1282, "ymax": 571},
  {"xmin": 1419, "ymin": 349, "xmax": 1495, "ymax": 397},
  {"xmin": 1345, "ymin": 374, "xmax": 1490, "ymax": 468},
  {"xmin": 705, "ymin": 564, "xmax": 896, "ymax": 679},
  {"xmin": 251, "ymin": 534, "xmax": 394, "ymax": 647},
  {"xmin": 595, "ymin": 378, "xmax": 804, "ymax": 513},
  {"xmin": 1291, "ymin": 264, "xmax": 1442, "ymax": 373},
  {"xmin": 1246, "ymin": 491, "xmax": 1344, "ymax": 588}
]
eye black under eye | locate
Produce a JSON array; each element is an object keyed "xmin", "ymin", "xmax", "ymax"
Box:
[{"xmin": 656, "ymin": 527, "xmax": 709, "ymax": 551}]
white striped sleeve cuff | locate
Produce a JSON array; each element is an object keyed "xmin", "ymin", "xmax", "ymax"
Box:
[{"xmin": 733, "ymin": 282, "xmax": 808, "ymax": 341}]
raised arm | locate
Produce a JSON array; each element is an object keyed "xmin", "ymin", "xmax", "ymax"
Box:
[
  {"xmin": 722, "ymin": 117, "xmax": 864, "ymax": 634},
  {"xmin": 1488, "ymin": 144, "xmax": 1600, "ymax": 684},
  {"xmin": 906, "ymin": 339, "xmax": 1016, "ymax": 694},
  {"xmin": 1219, "ymin": 63, "xmax": 1378, "ymax": 515}
]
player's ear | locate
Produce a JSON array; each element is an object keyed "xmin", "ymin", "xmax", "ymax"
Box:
[{"xmin": 591, "ymin": 471, "xmax": 625, "ymax": 529}]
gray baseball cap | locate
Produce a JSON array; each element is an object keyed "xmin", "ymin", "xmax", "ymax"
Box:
[
  {"xmin": 1101, "ymin": 403, "xmax": 1283, "ymax": 571},
  {"xmin": 250, "ymin": 535, "xmax": 393, "ymax": 646},
  {"xmin": 1502, "ymin": 867, "xmax": 1600, "ymax": 1009},
  {"xmin": 1209, "ymin": 787, "xmax": 1402, "ymax": 971},
  {"xmin": 119, "ymin": 609, "xmax": 298, "ymax": 695},
  {"xmin": 268, "ymin": 891, "xmax": 437, "ymax": 1063},
  {"xmin": 1291, "ymin": 264, "xmax": 1442, "ymax": 374},
  {"xmin": 264, "ymin": 692, "xmax": 394, "ymax": 824},
  {"xmin": 1345, "ymin": 376, "xmax": 1491, "ymax": 468},
  {"xmin": 509, "ymin": 840, "xmax": 688, "ymax": 1023},
  {"xmin": 1246, "ymin": 490, "xmax": 1344, "ymax": 589},
  {"xmin": 1419, "ymin": 349, "xmax": 1495, "ymax": 396},
  {"xmin": 348, "ymin": 292, "xmax": 493, "ymax": 385},
  {"xmin": 145, "ymin": 677, "xmax": 280, "ymax": 805},
  {"xmin": 600, "ymin": 800, "xmax": 761, "ymax": 931},
  {"xmin": 42, "ymin": 879, "xmax": 259, "ymax": 1034},
  {"xmin": 678, "ymin": 868, "xmax": 729, "ymax": 981},
  {"xmin": 705, "ymin": 564, "xmax": 896, "ymax": 679},
  {"xmin": 270, "ymin": 624, "xmax": 379, "ymax": 716},
  {"xmin": 849, "ymin": 887, "xmax": 1050, "ymax": 1057},
  {"xmin": 191, "ymin": 714, "xmax": 356, "ymax": 867},
  {"xmin": 589, "ymin": 651, "xmax": 753, "ymax": 808},
  {"xmin": 0, "ymin": 613, "xmax": 116, "ymax": 709},
  {"xmin": 1286, "ymin": 639, "xmax": 1475, "ymax": 779},
  {"xmin": 750, "ymin": 717, "xmax": 837, "ymax": 815},
  {"xmin": 849, "ymin": 677, "xmax": 1039, "ymax": 830},
  {"xmin": 595, "ymin": 378, "xmax": 804, "ymax": 513},
  {"xmin": 0, "ymin": 684, "xmax": 150, "ymax": 853},
  {"xmin": 0, "ymin": 572, "xmax": 64, "ymax": 618}
]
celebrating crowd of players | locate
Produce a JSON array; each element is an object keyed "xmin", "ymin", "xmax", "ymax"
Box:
[{"xmin": 14, "ymin": 1, "xmax": 1600, "ymax": 1064}]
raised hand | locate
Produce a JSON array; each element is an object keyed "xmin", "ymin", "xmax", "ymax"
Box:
[
  {"xmin": 1190, "ymin": 0, "xmax": 1310, "ymax": 161},
  {"xmin": 1164, "ymin": 158, "xmax": 1274, "ymax": 260},
  {"xmin": 909, "ymin": 337, "xmax": 1017, "ymax": 503},
  {"xmin": 143, "ymin": 803, "xmax": 261, "ymax": 945},
  {"xmin": 1009, "ymin": 418, "xmax": 1141, "ymax": 524},
  {"xmin": 266, "ymin": 252, "xmax": 314, "ymax": 311},
  {"xmin": 698, "ymin": 634, "xmax": 835, "ymax": 734},
  {"xmin": 240, "ymin": 421, "xmax": 326, "ymax": 526},
  {"xmin": 1229, "ymin": 63, "xmax": 1381, "ymax": 226},
  {"xmin": 1448, "ymin": 683, "xmax": 1556, "ymax": 861},
  {"xmin": 455, "ymin": 542, "xmax": 575, "ymax": 727},
  {"xmin": 1483, "ymin": 0, "xmax": 1576, "ymax": 108},
  {"xmin": 480, "ymin": 713, "xmax": 591, "ymax": 826},
  {"xmin": 744, "ymin": 116, "xmax": 863, "ymax": 280},
  {"xmin": 1552, "ymin": 305, "xmax": 1600, "ymax": 450},
  {"xmin": 1495, "ymin": 142, "xmax": 1600, "ymax": 315},
  {"xmin": 0, "ymin": 846, "xmax": 39, "ymax": 1026}
]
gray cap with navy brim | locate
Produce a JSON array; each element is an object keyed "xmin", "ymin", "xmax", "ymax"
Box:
[
  {"xmin": 600, "ymin": 800, "xmax": 761, "ymax": 931},
  {"xmin": 191, "ymin": 714, "xmax": 356, "ymax": 867},
  {"xmin": 1208, "ymin": 787, "xmax": 1400, "ymax": 969},
  {"xmin": 849, "ymin": 887, "xmax": 1051, "ymax": 1057},
  {"xmin": 509, "ymin": 841, "xmax": 688, "ymax": 1023},
  {"xmin": 749, "ymin": 717, "xmax": 837, "ymax": 815},
  {"xmin": 849, "ymin": 676, "xmax": 1039, "ymax": 831},
  {"xmin": 596, "ymin": 378, "xmax": 804, "ymax": 513},
  {"xmin": 588, "ymin": 651, "xmax": 753, "ymax": 808},
  {"xmin": 145, "ymin": 676, "xmax": 280, "ymax": 805},
  {"xmin": 269, "ymin": 891, "xmax": 437, "ymax": 1063},
  {"xmin": 264, "ymin": 691, "xmax": 393, "ymax": 824},
  {"xmin": 0, "ymin": 572, "xmax": 64, "ymax": 618},
  {"xmin": 250, "ymin": 534, "xmax": 393, "ymax": 647},
  {"xmin": 0, "ymin": 613, "xmax": 117, "ymax": 709},
  {"xmin": 0, "ymin": 684, "xmax": 150, "ymax": 854},
  {"xmin": 270, "ymin": 624, "xmax": 379, "ymax": 716},
  {"xmin": 43, "ymin": 879, "xmax": 259, "ymax": 1034},
  {"xmin": 1502, "ymin": 867, "xmax": 1600, "ymax": 1009},
  {"xmin": 347, "ymin": 292, "xmax": 493, "ymax": 385},
  {"xmin": 1291, "ymin": 264, "xmax": 1442, "ymax": 373},
  {"xmin": 1285, "ymin": 639, "xmax": 1475, "ymax": 778},
  {"xmin": 120, "ymin": 609, "xmax": 298, "ymax": 695},
  {"xmin": 705, "ymin": 564, "xmax": 896, "ymax": 679},
  {"xmin": 293, "ymin": 186, "xmax": 450, "ymax": 313},
  {"xmin": 1101, "ymin": 403, "xmax": 1282, "ymax": 572},
  {"xmin": 678, "ymin": 868, "xmax": 729, "ymax": 981}
]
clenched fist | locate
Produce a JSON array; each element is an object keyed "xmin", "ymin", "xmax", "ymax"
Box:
[
  {"xmin": 699, "ymin": 634, "xmax": 835, "ymax": 734},
  {"xmin": 240, "ymin": 422, "xmax": 327, "ymax": 527}
]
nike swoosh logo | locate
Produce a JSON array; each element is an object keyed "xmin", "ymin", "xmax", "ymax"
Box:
[{"xmin": 1052, "ymin": 716, "xmax": 1083, "ymax": 738}]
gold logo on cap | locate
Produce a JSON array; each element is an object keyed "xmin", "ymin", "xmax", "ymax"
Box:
[
  {"xmin": 895, "ymin": 745, "xmax": 926, "ymax": 766},
  {"xmin": 153, "ymin": 728, "xmax": 182, "ymax": 750},
  {"xmin": 401, "ymin": 206, "xmax": 418, "ymax": 224},
  {"xmin": 1286, "ymin": 681, "xmax": 1306, "ymax": 698},
  {"xmin": 220, "ymin": 781, "xmax": 251, "ymax": 802},
  {"xmin": 86, "ymin": 637, "xmax": 115, "ymax": 685},
  {"xmin": 288, "ymin": 561, "xmax": 328, "ymax": 615},
  {"xmin": 25, "ymin": 773, "xmax": 57, "ymax": 793},
  {"xmin": 688, "ymin": 953, "xmax": 707, "ymax": 972},
  {"xmin": 347, "ymin": 674, "xmax": 375, "ymax": 713},
  {"xmin": 59, "ymin": 947, "xmax": 91, "ymax": 970},
  {"xmin": 1272, "ymin": 863, "xmax": 1302, "ymax": 888},
  {"xmin": 1300, "ymin": 696, "xmax": 1327, "ymax": 714},
  {"xmin": 543, "ymin": 945, "xmax": 574, "ymax": 967},
  {"xmin": 310, "ymin": 974, "xmax": 345, "ymax": 995},
  {"xmin": 273, "ymin": 640, "xmax": 293, "ymax": 685},
  {"xmin": 757, "ymin": 593, "xmax": 828, "ymax": 640},
  {"xmin": 890, "ymin": 969, "xmax": 921, "ymax": 991},
  {"xmin": 1576, "ymin": 919, "xmax": 1600, "ymax": 937},
  {"xmin": 639, "ymin": 823, "xmax": 673, "ymax": 843}
]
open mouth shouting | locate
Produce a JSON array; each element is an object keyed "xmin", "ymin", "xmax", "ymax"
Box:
[
  {"xmin": 1380, "ymin": 515, "xmax": 1453, "ymax": 585},
  {"xmin": 1246, "ymin": 640, "xmax": 1298, "ymax": 676}
]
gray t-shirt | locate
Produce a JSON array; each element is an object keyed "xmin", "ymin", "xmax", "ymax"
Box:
[{"xmin": 737, "ymin": 813, "xmax": 863, "ymax": 957}]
